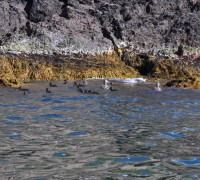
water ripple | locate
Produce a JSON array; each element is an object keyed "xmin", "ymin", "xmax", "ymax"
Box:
[
  {"xmin": 116, "ymin": 156, "xmax": 148, "ymax": 163},
  {"xmin": 171, "ymin": 157, "xmax": 200, "ymax": 166},
  {"xmin": 0, "ymin": 81, "xmax": 199, "ymax": 179},
  {"xmin": 67, "ymin": 132, "xmax": 87, "ymax": 136},
  {"xmin": 159, "ymin": 132, "xmax": 187, "ymax": 138}
]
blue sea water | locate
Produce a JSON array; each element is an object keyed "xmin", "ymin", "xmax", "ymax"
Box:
[
  {"xmin": 67, "ymin": 132, "xmax": 87, "ymax": 136},
  {"xmin": 171, "ymin": 157, "xmax": 200, "ymax": 166},
  {"xmin": 90, "ymin": 161, "xmax": 100, "ymax": 165},
  {"xmin": 116, "ymin": 156, "xmax": 148, "ymax": 163},
  {"xmin": 0, "ymin": 79, "xmax": 199, "ymax": 179}
]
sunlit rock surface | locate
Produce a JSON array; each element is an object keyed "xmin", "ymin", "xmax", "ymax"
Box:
[
  {"xmin": 0, "ymin": 0, "xmax": 200, "ymax": 88},
  {"xmin": 0, "ymin": 0, "xmax": 200, "ymax": 52},
  {"xmin": 0, "ymin": 49, "xmax": 199, "ymax": 89}
]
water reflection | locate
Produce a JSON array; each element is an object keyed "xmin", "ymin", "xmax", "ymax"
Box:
[
  {"xmin": 67, "ymin": 132, "xmax": 87, "ymax": 136},
  {"xmin": 171, "ymin": 157, "xmax": 200, "ymax": 166},
  {"xmin": 6, "ymin": 116, "xmax": 23, "ymax": 120},
  {"xmin": 0, "ymin": 80, "xmax": 199, "ymax": 179},
  {"xmin": 54, "ymin": 153, "xmax": 70, "ymax": 157},
  {"xmin": 188, "ymin": 174, "xmax": 199, "ymax": 178},
  {"xmin": 116, "ymin": 156, "xmax": 148, "ymax": 163},
  {"xmin": 159, "ymin": 132, "xmax": 187, "ymax": 138},
  {"xmin": 139, "ymin": 170, "xmax": 150, "ymax": 175}
]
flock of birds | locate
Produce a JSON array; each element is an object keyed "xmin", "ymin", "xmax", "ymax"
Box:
[
  {"xmin": 17, "ymin": 79, "xmax": 119, "ymax": 95},
  {"xmin": 18, "ymin": 79, "xmax": 162, "ymax": 95}
]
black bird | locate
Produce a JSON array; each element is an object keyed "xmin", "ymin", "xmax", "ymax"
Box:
[
  {"xmin": 49, "ymin": 82, "xmax": 57, "ymax": 87},
  {"xmin": 74, "ymin": 80, "xmax": 87, "ymax": 87},
  {"xmin": 110, "ymin": 86, "xmax": 118, "ymax": 91},
  {"xmin": 18, "ymin": 86, "xmax": 29, "ymax": 92},
  {"xmin": 46, "ymin": 88, "xmax": 52, "ymax": 93},
  {"xmin": 63, "ymin": 79, "xmax": 68, "ymax": 84},
  {"xmin": 88, "ymin": 90, "xmax": 100, "ymax": 95},
  {"xmin": 77, "ymin": 87, "xmax": 86, "ymax": 93},
  {"xmin": 85, "ymin": 89, "xmax": 100, "ymax": 95},
  {"xmin": 77, "ymin": 86, "xmax": 100, "ymax": 95},
  {"xmin": 174, "ymin": 45, "xmax": 183, "ymax": 57},
  {"xmin": 109, "ymin": 83, "xmax": 118, "ymax": 91}
]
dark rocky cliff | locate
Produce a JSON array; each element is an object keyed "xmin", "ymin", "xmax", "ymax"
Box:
[
  {"xmin": 0, "ymin": 0, "xmax": 200, "ymax": 88},
  {"xmin": 0, "ymin": 0, "xmax": 200, "ymax": 54}
]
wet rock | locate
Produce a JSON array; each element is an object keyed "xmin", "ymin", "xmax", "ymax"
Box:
[
  {"xmin": 165, "ymin": 76, "xmax": 200, "ymax": 89},
  {"xmin": 0, "ymin": 49, "xmax": 199, "ymax": 89},
  {"xmin": 121, "ymin": 48, "xmax": 200, "ymax": 88},
  {"xmin": 0, "ymin": 52, "xmax": 138, "ymax": 87},
  {"xmin": 0, "ymin": 75, "xmax": 20, "ymax": 87}
]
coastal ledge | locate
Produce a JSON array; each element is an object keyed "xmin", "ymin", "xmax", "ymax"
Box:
[{"xmin": 0, "ymin": 48, "xmax": 200, "ymax": 89}]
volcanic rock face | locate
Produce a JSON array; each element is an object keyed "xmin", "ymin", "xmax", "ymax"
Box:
[
  {"xmin": 0, "ymin": 0, "xmax": 200, "ymax": 53},
  {"xmin": 0, "ymin": 1, "xmax": 27, "ymax": 44}
]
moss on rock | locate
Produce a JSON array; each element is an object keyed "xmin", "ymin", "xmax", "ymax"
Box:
[
  {"xmin": 0, "ymin": 48, "xmax": 199, "ymax": 88},
  {"xmin": 0, "ymin": 51, "xmax": 138, "ymax": 87}
]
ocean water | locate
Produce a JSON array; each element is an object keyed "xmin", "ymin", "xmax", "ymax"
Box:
[{"xmin": 0, "ymin": 79, "xmax": 200, "ymax": 179}]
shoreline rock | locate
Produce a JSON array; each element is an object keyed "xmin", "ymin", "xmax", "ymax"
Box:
[{"xmin": 0, "ymin": 48, "xmax": 199, "ymax": 89}]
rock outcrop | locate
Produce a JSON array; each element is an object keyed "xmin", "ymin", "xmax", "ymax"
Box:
[
  {"xmin": 0, "ymin": 51, "xmax": 138, "ymax": 87},
  {"xmin": 0, "ymin": 50, "xmax": 199, "ymax": 89},
  {"xmin": 0, "ymin": 0, "xmax": 200, "ymax": 53},
  {"xmin": 122, "ymin": 49, "xmax": 200, "ymax": 88},
  {"xmin": 0, "ymin": 0, "xmax": 200, "ymax": 88}
]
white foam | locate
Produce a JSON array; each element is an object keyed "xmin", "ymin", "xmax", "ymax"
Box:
[
  {"xmin": 87, "ymin": 77, "xmax": 105, "ymax": 80},
  {"xmin": 108, "ymin": 78, "xmax": 121, "ymax": 81},
  {"xmin": 123, "ymin": 78, "xmax": 146, "ymax": 84},
  {"xmin": 86, "ymin": 77, "xmax": 146, "ymax": 85}
]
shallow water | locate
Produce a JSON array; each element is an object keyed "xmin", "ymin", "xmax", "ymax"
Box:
[{"xmin": 0, "ymin": 79, "xmax": 200, "ymax": 179}]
